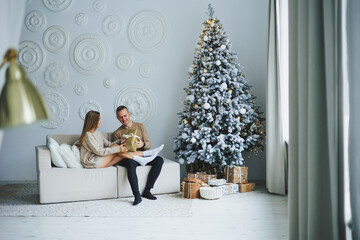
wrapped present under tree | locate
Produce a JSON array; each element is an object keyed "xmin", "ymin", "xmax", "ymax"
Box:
[
  {"xmin": 223, "ymin": 166, "xmax": 248, "ymax": 184},
  {"xmin": 238, "ymin": 183, "xmax": 256, "ymax": 193}
]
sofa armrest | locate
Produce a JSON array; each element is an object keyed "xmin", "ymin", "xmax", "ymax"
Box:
[{"xmin": 35, "ymin": 145, "xmax": 52, "ymax": 171}]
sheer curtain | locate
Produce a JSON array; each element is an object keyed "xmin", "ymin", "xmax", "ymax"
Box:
[
  {"xmin": 288, "ymin": 0, "xmax": 345, "ymax": 239},
  {"xmin": 0, "ymin": 0, "xmax": 26, "ymax": 150},
  {"xmin": 266, "ymin": 0, "xmax": 287, "ymax": 195},
  {"xmin": 347, "ymin": 0, "xmax": 360, "ymax": 239}
]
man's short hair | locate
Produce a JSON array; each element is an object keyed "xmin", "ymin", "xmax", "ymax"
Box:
[{"xmin": 116, "ymin": 105, "xmax": 128, "ymax": 113}]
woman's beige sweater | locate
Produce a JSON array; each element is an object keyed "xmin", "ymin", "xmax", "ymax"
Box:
[{"xmin": 80, "ymin": 130, "xmax": 121, "ymax": 168}]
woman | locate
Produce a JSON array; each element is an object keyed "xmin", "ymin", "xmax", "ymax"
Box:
[{"xmin": 79, "ymin": 111, "xmax": 163, "ymax": 168}]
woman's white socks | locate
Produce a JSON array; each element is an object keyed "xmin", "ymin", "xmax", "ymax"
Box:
[
  {"xmin": 143, "ymin": 144, "xmax": 164, "ymax": 157},
  {"xmin": 133, "ymin": 155, "xmax": 156, "ymax": 166}
]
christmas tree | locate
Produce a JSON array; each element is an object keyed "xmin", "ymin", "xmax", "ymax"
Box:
[{"xmin": 174, "ymin": 4, "xmax": 265, "ymax": 168}]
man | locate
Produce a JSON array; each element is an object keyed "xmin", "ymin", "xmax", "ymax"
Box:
[{"xmin": 113, "ymin": 106, "xmax": 164, "ymax": 206}]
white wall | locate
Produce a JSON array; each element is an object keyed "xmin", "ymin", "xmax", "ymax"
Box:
[{"xmin": 0, "ymin": 0, "xmax": 268, "ymax": 181}]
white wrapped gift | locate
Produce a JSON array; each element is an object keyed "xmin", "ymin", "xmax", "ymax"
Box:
[
  {"xmin": 208, "ymin": 178, "xmax": 226, "ymax": 186},
  {"xmin": 199, "ymin": 187, "xmax": 222, "ymax": 200}
]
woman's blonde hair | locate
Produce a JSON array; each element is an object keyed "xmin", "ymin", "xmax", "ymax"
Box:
[{"xmin": 79, "ymin": 111, "xmax": 100, "ymax": 147}]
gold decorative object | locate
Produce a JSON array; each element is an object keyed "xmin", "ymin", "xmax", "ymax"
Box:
[{"xmin": 0, "ymin": 49, "xmax": 50, "ymax": 128}]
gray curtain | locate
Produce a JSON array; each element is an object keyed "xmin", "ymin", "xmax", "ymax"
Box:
[
  {"xmin": 347, "ymin": 0, "xmax": 360, "ymax": 239},
  {"xmin": 288, "ymin": 0, "xmax": 345, "ymax": 239},
  {"xmin": 266, "ymin": 0, "xmax": 287, "ymax": 195}
]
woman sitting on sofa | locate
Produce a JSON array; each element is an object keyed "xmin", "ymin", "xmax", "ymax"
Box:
[{"xmin": 79, "ymin": 110, "xmax": 163, "ymax": 168}]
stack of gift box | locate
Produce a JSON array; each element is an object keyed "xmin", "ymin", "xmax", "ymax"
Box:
[{"xmin": 181, "ymin": 166, "xmax": 256, "ymax": 199}]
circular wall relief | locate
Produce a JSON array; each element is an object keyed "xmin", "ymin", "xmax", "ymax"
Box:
[
  {"xmin": 102, "ymin": 15, "xmax": 125, "ymax": 36},
  {"xmin": 18, "ymin": 41, "xmax": 43, "ymax": 73},
  {"xmin": 41, "ymin": 92, "xmax": 69, "ymax": 129},
  {"xmin": 44, "ymin": 62, "xmax": 69, "ymax": 89},
  {"xmin": 128, "ymin": 10, "xmax": 168, "ymax": 53},
  {"xmin": 93, "ymin": 0, "xmax": 106, "ymax": 12},
  {"xmin": 43, "ymin": 25, "xmax": 68, "ymax": 53},
  {"xmin": 116, "ymin": 53, "xmax": 133, "ymax": 71},
  {"xmin": 139, "ymin": 62, "xmax": 153, "ymax": 78},
  {"xmin": 114, "ymin": 85, "xmax": 156, "ymax": 124},
  {"xmin": 75, "ymin": 13, "xmax": 88, "ymax": 26},
  {"xmin": 74, "ymin": 82, "xmax": 88, "ymax": 96},
  {"xmin": 69, "ymin": 33, "xmax": 109, "ymax": 75},
  {"xmin": 25, "ymin": 10, "xmax": 46, "ymax": 32},
  {"xmin": 43, "ymin": 0, "xmax": 72, "ymax": 12},
  {"xmin": 103, "ymin": 78, "xmax": 115, "ymax": 88},
  {"xmin": 79, "ymin": 100, "xmax": 102, "ymax": 119}
]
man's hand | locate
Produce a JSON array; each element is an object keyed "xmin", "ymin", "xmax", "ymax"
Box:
[{"xmin": 137, "ymin": 139, "xmax": 144, "ymax": 149}]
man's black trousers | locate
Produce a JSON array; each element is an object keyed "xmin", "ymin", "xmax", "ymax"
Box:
[{"xmin": 116, "ymin": 156, "xmax": 164, "ymax": 195}]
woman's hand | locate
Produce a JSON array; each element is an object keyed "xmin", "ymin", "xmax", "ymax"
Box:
[{"xmin": 120, "ymin": 145, "xmax": 128, "ymax": 153}]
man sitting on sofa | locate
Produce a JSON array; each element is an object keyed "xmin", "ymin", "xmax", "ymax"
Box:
[{"xmin": 113, "ymin": 105, "xmax": 164, "ymax": 206}]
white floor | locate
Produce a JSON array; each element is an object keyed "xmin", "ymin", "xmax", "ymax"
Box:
[{"xmin": 0, "ymin": 184, "xmax": 288, "ymax": 240}]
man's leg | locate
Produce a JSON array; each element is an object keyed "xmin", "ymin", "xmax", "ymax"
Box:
[
  {"xmin": 142, "ymin": 156, "xmax": 164, "ymax": 200},
  {"xmin": 117, "ymin": 159, "xmax": 142, "ymax": 205}
]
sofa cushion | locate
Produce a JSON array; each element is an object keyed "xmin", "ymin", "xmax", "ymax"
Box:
[
  {"xmin": 58, "ymin": 144, "xmax": 83, "ymax": 168},
  {"xmin": 47, "ymin": 138, "xmax": 67, "ymax": 168},
  {"xmin": 38, "ymin": 167, "xmax": 117, "ymax": 203}
]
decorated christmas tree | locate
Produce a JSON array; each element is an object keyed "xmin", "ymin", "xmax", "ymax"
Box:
[{"xmin": 174, "ymin": 4, "xmax": 265, "ymax": 168}]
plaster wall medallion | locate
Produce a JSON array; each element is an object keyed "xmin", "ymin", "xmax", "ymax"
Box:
[
  {"xmin": 116, "ymin": 53, "xmax": 133, "ymax": 71},
  {"xmin": 103, "ymin": 78, "xmax": 115, "ymax": 88},
  {"xmin": 79, "ymin": 100, "xmax": 102, "ymax": 119},
  {"xmin": 25, "ymin": 10, "xmax": 46, "ymax": 32},
  {"xmin": 70, "ymin": 33, "xmax": 109, "ymax": 75},
  {"xmin": 74, "ymin": 82, "xmax": 88, "ymax": 96},
  {"xmin": 139, "ymin": 62, "xmax": 153, "ymax": 78},
  {"xmin": 114, "ymin": 85, "xmax": 156, "ymax": 124},
  {"xmin": 43, "ymin": 0, "xmax": 72, "ymax": 12},
  {"xmin": 44, "ymin": 62, "xmax": 69, "ymax": 89},
  {"xmin": 43, "ymin": 25, "xmax": 68, "ymax": 53},
  {"xmin": 75, "ymin": 13, "xmax": 88, "ymax": 26},
  {"xmin": 102, "ymin": 15, "xmax": 125, "ymax": 36},
  {"xmin": 93, "ymin": 0, "xmax": 106, "ymax": 12},
  {"xmin": 41, "ymin": 92, "xmax": 69, "ymax": 129},
  {"xmin": 18, "ymin": 41, "xmax": 43, "ymax": 73},
  {"xmin": 128, "ymin": 10, "xmax": 168, "ymax": 53}
]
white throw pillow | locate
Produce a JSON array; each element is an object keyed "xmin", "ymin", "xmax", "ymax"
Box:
[
  {"xmin": 71, "ymin": 145, "xmax": 81, "ymax": 163},
  {"xmin": 47, "ymin": 138, "xmax": 67, "ymax": 168},
  {"xmin": 58, "ymin": 143, "xmax": 83, "ymax": 168}
]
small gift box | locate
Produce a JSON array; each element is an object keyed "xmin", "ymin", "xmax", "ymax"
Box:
[
  {"xmin": 238, "ymin": 183, "xmax": 256, "ymax": 193},
  {"xmin": 180, "ymin": 181, "xmax": 185, "ymax": 192},
  {"xmin": 183, "ymin": 182, "xmax": 201, "ymax": 199},
  {"xmin": 123, "ymin": 129, "xmax": 140, "ymax": 152},
  {"xmin": 187, "ymin": 172, "xmax": 217, "ymax": 183},
  {"xmin": 223, "ymin": 166, "xmax": 248, "ymax": 184},
  {"xmin": 218, "ymin": 183, "xmax": 239, "ymax": 195},
  {"xmin": 208, "ymin": 178, "xmax": 227, "ymax": 186}
]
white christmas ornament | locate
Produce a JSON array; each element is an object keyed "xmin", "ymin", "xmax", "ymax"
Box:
[
  {"xmin": 181, "ymin": 133, "xmax": 188, "ymax": 139},
  {"xmin": 220, "ymin": 82, "xmax": 227, "ymax": 90},
  {"xmin": 187, "ymin": 95, "xmax": 195, "ymax": 102},
  {"xmin": 203, "ymin": 35, "xmax": 208, "ymax": 41},
  {"xmin": 203, "ymin": 103, "xmax": 210, "ymax": 109},
  {"xmin": 240, "ymin": 108, "xmax": 246, "ymax": 114},
  {"xmin": 201, "ymin": 76, "xmax": 205, "ymax": 81},
  {"xmin": 190, "ymin": 137, "xmax": 196, "ymax": 143},
  {"xmin": 215, "ymin": 60, "xmax": 221, "ymax": 66},
  {"xmin": 220, "ymin": 45, "xmax": 226, "ymax": 50}
]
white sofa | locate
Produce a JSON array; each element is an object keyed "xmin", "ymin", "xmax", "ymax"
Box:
[{"xmin": 35, "ymin": 133, "xmax": 180, "ymax": 204}]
